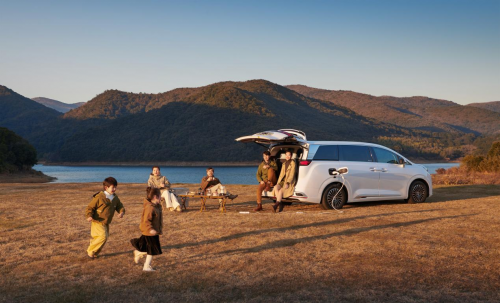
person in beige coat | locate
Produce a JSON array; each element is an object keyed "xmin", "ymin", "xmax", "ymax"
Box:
[
  {"xmin": 272, "ymin": 150, "xmax": 296, "ymax": 212},
  {"xmin": 148, "ymin": 166, "xmax": 182, "ymax": 212}
]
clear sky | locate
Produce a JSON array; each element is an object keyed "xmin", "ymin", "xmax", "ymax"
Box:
[{"xmin": 0, "ymin": 0, "xmax": 499, "ymax": 105}]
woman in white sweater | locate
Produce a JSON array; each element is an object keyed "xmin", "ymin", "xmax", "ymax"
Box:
[{"xmin": 147, "ymin": 166, "xmax": 182, "ymax": 212}]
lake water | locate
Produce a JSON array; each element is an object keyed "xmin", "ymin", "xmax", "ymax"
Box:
[{"xmin": 34, "ymin": 163, "xmax": 460, "ymax": 184}]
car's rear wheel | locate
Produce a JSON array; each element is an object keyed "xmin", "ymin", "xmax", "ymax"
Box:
[
  {"xmin": 406, "ymin": 181, "xmax": 427, "ymax": 204},
  {"xmin": 321, "ymin": 183, "xmax": 347, "ymax": 210}
]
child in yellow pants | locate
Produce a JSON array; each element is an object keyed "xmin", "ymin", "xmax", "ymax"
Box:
[{"xmin": 85, "ymin": 177, "xmax": 125, "ymax": 258}]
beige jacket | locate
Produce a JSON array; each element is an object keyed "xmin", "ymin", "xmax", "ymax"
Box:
[
  {"xmin": 148, "ymin": 174, "xmax": 171, "ymax": 194},
  {"xmin": 273, "ymin": 160, "xmax": 297, "ymax": 198}
]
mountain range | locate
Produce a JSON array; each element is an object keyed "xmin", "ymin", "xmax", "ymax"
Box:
[
  {"xmin": 466, "ymin": 101, "xmax": 500, "ymax": 114},
  {"xmin": 286, "ymin": 85, "xmax": 500, "ymax": 135},
  {"xmin": 0, "ymin": 80, "xmax": 499, "ymax": 163},
  {"xmin": 32, "ymin": 97, "xmax": 85, "ymax": 113}
]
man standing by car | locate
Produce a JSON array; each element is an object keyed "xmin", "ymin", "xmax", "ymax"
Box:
[{"xmin": 254, "ymin": 151, "xmax": 278, "ymax": 211}]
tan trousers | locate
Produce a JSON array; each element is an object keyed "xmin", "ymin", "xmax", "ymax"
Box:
[
  {"xmin": 87, "ymin": 222, "xmax": 109, "ymax": 256},
  {"xmin": 256, "ymin": 169, "xmax": 277, "ymax": 204},
  {"xmin": 206, "ymin": 183, "xmax": 224, "ymax": 194}
]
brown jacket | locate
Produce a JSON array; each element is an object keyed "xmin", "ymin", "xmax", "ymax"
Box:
[
  {"xmin": 85, "ymin": 191, "xmax": 125, "ymax": 225},
  {"xmin": 140, "ymin": 198, "xmax": 163, "ymax": 236},
  {"xmin": 200, "ymin": 176, "xmax": 221, "ymax": 192}
]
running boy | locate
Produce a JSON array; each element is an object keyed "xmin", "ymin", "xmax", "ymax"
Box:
[{"xmin": 85, "ymin": 177, "xmax": 125, "ymax": 258}]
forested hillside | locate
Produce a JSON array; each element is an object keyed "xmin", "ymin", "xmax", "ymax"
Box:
[
  {"xmin": 1, "ymin": 80, "xmax": 498, "ymax": 163},
  {"xmin": 287, "ymin": 85, "xmax": 500, "ymax": 135},
  {"xmin": 0, "ymin": 86, "xmax": 62, "ymax": 138},
  {"xmin": 0, "ymin": 127, "xmax": 37, "ymax": 172},
  {"xmin": 55, "ymin": 80, "xmax": 411, "ymax": 162},
  {"xmin": 466, "ymin": 101, "xmax": 500, "ymax": 114}
]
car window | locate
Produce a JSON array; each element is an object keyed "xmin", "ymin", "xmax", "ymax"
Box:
[
  {"xmin": 339, "ymin": 145, "xmax": 373, "ymax": 162},
  {"xmin": 373, "ymin": 147, "xmax": 399, "ymax": 164},
  {"xmin": 313, "ymin": 145, "xmax": 339, "ymax": 161}
]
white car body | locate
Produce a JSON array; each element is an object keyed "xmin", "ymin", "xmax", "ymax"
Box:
[{"xmin": 236, "ymin": 129, "xmax": 433, "ymax": 206}]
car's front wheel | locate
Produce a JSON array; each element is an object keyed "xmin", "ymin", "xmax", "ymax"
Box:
[
  {"xmin": 406, "ymin": 181, "xmax": 428, "ymax": 204},
  {"xmin": 321, "ymin": 183, "xmax": 347, "ymax": 210}
]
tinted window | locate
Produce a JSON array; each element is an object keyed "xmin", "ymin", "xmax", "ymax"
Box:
[
  {"xmin": 373, "ymin": 147, "xmax": 399, "ymax": 164},
  {"xmin": 339, "ymin": 145, "xmax": 373, "ymax": 162},
  {"xmin": 313, "ymin": 145, "xmax": 339, "ymax": 161}
]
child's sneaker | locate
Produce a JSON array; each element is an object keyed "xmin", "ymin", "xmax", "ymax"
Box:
[
  {"xmin": 133, "ymin": 250, "xmax": 143, "ymax": 264},
  {"xmin": 143, "ymin": 266, "xmax": 156, "ymax": 272}
]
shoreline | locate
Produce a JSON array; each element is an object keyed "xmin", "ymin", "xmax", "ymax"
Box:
[
  {"xmin": 39, "ymin": 161, "xmax": 260, "ymax": 167},
  {"xmin": 38, "ymin": 160, "xmax": 459, "ymax": 167},
  {"xmin": 0, "ymin": 170, "xmax": 57, "ymax": 183}
]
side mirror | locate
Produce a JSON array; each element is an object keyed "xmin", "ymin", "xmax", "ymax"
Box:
[{"xmin": 398, "ymin": 158, "xmax": 405, "ymax": 166}]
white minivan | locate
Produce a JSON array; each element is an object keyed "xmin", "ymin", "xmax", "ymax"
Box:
[{"xmin": 236, "ymin": 129, "xmax": 432, "ymax": 209}]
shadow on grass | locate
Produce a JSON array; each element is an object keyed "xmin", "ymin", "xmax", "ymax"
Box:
[
  {"xmin": 338, "ymin": 184, "xmax": 500, "ymax": 209},
  {"xmin": 102, "ymin": 209, "xmax": 444, "ymax": 258},
  {"xmin": 203, "ymin": 214, "xmax": 476, "ymax": 257},
  {"xmin": 162, "ymin": 209, "xmax": 443, "ymax": 250}
]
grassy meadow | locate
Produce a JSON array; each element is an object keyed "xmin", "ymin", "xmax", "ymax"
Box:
[{"xmin": 0, "ymin": 183, "xmax": 499, "ymax": 302}]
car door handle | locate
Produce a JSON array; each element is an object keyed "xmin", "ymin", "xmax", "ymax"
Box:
[
  {"xmin": 370, "ymin": 167, "xmax": 380, "ymax": 172},
  {"xmin": 381, "ymin": 168, "xmax": 388, "ymax": 172}
]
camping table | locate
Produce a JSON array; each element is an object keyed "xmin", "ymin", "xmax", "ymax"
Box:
[{"xmin": 177, "ymin": 194, "xmax": 230, "ymax": 213}]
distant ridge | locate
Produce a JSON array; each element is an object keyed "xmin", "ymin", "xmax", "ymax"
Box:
[
  {"xmin": 0, "ymin": 85, "xmax": 62, "ymax": 138},
  {"xmin": 466, "ymin": 101, "xmax": 500, "ymax": 114},
  {"xmin": 287, "ymin": 85, "xmax": 500, "ymax": 135},
  {"xmin": 32, "ymin": 97, "xmax": 85, "ymax": 113}
]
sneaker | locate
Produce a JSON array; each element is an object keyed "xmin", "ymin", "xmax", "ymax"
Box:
[
  {"xmin": 175, "ymin": 206, "xmax": 182, "ymax": 212},
  {"xmin": 168, "ymin": 207, "xmax": 174, "ymax": 212},
  {"xmin": 133, "ymin": 250, "xmax": 143, "ymax": 264},
  {"xmin": 143, "ymin": 266, "xmax": 156, "ymax": 272}
]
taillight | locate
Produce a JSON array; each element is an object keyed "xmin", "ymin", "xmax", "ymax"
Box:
[{"xmin": 299, "ymin": 160, "xmax": 311, "ymax": 166}]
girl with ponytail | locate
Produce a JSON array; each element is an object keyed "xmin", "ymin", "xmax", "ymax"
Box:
[{"xmin": 130, "ymin": 187, "xmax": 163, "ymax": 271}]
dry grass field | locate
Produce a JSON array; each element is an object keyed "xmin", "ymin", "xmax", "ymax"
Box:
[{"xmin": 0, "ymin": 183, "xmax": 499, "ymax": 302}]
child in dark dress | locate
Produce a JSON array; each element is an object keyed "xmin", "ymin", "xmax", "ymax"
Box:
[{"xmin": 131, "ymin": 187, "xmax": 163, "ymax": 272}]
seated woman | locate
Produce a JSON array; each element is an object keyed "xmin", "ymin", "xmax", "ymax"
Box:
[
  {"xmin": 272, "ymin": 150, "xmax": 296, "ymax": 213},
  {"xmin": 147, "ymin": 166, "xmax": 182, "ymax": 212}
]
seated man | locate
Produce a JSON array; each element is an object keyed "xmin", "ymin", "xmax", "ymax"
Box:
[
  {"xmin": 254, "ymin": 151, "xmax": 277, "ymax": 211},
  {"xmin": 200, "ymin": 167, "xmax": 238, "ymax": 200}
]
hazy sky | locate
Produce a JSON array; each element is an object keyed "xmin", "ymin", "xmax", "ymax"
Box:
[{"xmin": 0, "ymin": 0, "xmax": 499, "ymax": 105}]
